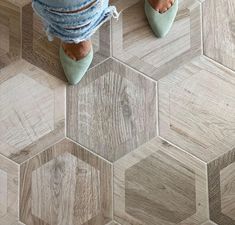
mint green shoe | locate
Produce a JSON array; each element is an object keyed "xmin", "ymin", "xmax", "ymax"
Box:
[
  {"xmin": 145, "ymin": 0, "xmax": 178, "ymax": 38},
  {"xmin": 59, "ymin": 45, "xmax": 93, "ymax": 85}
]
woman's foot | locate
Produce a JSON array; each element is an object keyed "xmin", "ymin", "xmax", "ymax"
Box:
[
  {"xmin": 145, "ymin": 0, "xmax": 178, "ymax": 37},
  {"xmin": 60, "ymin": 40, "xmax": 93, "ymax": 85},
  {"xmin": 62, "ymin": 40, "xmax": 92, "ymax": 61},
  {"xmin": 148, "ymin": 0, "xmax": 175, "ymax": 13}
]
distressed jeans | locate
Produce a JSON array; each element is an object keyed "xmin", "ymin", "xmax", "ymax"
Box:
[{"xmin": 32, "ymin": 0, "xmax": 118, "ymax": 43}]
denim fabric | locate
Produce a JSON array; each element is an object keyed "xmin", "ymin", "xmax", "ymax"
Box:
[{"xmin": 32, "ymin": 0, "xmax": 118, "ymax": 43}]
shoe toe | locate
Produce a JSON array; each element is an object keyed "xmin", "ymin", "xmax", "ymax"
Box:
[
  {"xmin": 59, "ymin": 46, "xmax": 93, "ymax": 85},
  {"xmin": 145, "ymin": 0, "xmax": 178, "ymax": 38}
]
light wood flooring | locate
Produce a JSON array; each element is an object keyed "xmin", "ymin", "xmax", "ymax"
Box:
[{"xmin": 0, "ymin": 0, "xmax": 235, "ymax": 225}]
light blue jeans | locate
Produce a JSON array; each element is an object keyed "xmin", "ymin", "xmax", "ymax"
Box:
[{"xmin": 32, "ymin": 0, "xmax": 118, "ymax": 43}]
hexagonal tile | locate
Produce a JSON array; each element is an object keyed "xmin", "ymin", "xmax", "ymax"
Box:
[
  {"xmin": 158, "ymin": 56, "xmax": 235, "ymax": 163},
  {"xmin": 0, "ymin": 154, "xmax": 19, "ymax": 225},
  {"xmin": 114, "ymin": 137, "xmax": 209, "ymax": 225},
  {"xmin": 31, "ymin": 152, "xmax": 100, "ymax": 225},
  {"xmin": 0, "ymin": 59, "xmax": 66, "ymax": 163},
  {"xmin": 22, "ymin": 3, "xmax": 111, "ymax": 81},
  {"xmin": 0, "ymin": 0, "xmax": 21, "ymax": 68},
  {"xmin": 67, "ymin": 58, "xmax": 157, "ymax": 162},
  {"xmin": 20, "ymin": 139, "xmax": 112, "ymax": 225},
  {"xmin": 203, "ymin": 0, "xmax": 235, "ymax": 71},
  {"xmin": 208, "ymin": 148, "xmax": 235, "ymax": 225},
  {"xmin": 111, "ymin": 0, "xmax": 202, "ymax": 81}
]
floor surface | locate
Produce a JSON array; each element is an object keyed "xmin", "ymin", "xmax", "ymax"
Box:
[{"xmin": 0, "ymin": 0, "xmax": 235, "ymax": 224}]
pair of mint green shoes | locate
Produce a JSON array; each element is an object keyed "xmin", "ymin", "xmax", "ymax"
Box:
[{"xmin": 60, "ymin": 0, "xmax": 178, "ymax": 85}]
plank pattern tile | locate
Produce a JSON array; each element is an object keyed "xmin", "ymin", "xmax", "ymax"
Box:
[
  {"xmin": 0, "ymin": 60, "xmax": 66, "ymax": 163},
  {"xmin": 67, "ymin": 58, "xmax": 157, "ymax": 162},
  {"xmin": 22, "ymin": 3, "xmax": 111, "ymax": 81},
  {"xmin": 158, "ymin": 56, "xmax": 235, "ymax": 163},
  {"xmin": 112, "ymin": 0, "xmax": 201, "ymax": 81},
  {"xmin": 114, "ymin": 137, "xmax": 209, "ymax": 225},
  {"xmin": 20, "ymin": 138, "xmax": 112, "ymax": 225},
  {"xmin": 0, "ymin": 0, "xmax": 21, "ymax": 69},
  {"xmin": 0, "ymin": 155, "xmax": 19, "ymax": 225},
  {"xmin": 203, "ymin": 0, "xmax": 235, "ymax": 71}
]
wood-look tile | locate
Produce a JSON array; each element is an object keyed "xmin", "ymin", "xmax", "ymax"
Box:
[
  {"xmin": 114, "ymin": 137, "xmax": 209, "ymax": 225},
  {"xmin": 67, "ymin": 58, "xmax": 157, "ymax": 162},
  {"xmin": 208, "ymin": 148, "xmax": 235, "ymax": 225},
  {"xmin": 22, "ymin": 3, "xmax": 111, "ymax": 81},
  {"xmin": 107, "ymin": 222, "xmax": 121, "ymax": 225},
  {"xmin": 201, "ymin": 222, "xmax": 217, "ymax": 225},
  {"xmin": 0, "ymin": 0, "xmax": 21, "ymax": 69},
  {"xmin": 0, "ymin": 59, "xmax": 66, "ymax": 164},
  {"xmin": 12, "ymin": 222, "xmax": 26, "ymax": 225},
  {"xmin": 0, "ymin": 155, "xmax": 19, "ymax": 225},
  {"xmin": 111, "ymin": 0, "xmax": 201, "ymax": 81},
  {"xmin": 20, "ymin": 138, "xmax": 112, "ymax": 225},
  {"xmin": 158, "ymin": 56, "xmax": 235, "ymax": 163},
  {"xmin": 203, "ymin": 0, "xmax": 235, "ymax": 71}
]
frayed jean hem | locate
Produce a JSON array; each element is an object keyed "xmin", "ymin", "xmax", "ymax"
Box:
[{"xmin": 32, "ymin": 0, "xmax": 119, "ymax": 43}]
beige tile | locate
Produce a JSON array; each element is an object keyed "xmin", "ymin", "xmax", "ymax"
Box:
[
  {"xmin": 0, "ymin": 0, "xmax": 21, "ymax": 69},
  {"xmin": 208, "ymin": 148, "xmax": 235, "ymax": 225},
  {"xmin": 67, "ymin": 58, "xmax": 157, "ymax": 162},
  {"xmin": 22, "ymin": 3, "xmax": 111, "ymax": 81},
  {"xmin": 203, "ymin": 0, "xmax": 235, "ymax": 71},
  {"xmin": 0, "ymin": 155, "xmax": 19, "ymax": 225},
  {"xmin": 114, "ymin": 137, "xmax": 209, "ymax": 225},
  {"xmin": 112, "ymin": 0, "xmax": 201, "ymax": 81},
  {"xmin": 158, "ymin": 56, "xmax": 235, "ymax": 163},
  {"xmin": 201, "ymin": 221, "xmax": 217, "ymax": 225},
  {"xmin": 0, "ymin": 59, "xmax": 66, "ymax": 163},
  {"xmin": 20, "ymin": 138, "xmax": 112, "ymax": 225},
  {"xmin": 11, "ymin": 222, "xmax": 25, "ymax": 225}
]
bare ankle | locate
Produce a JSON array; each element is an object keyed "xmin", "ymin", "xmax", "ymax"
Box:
[{"xmin": 62, "ymin": 40, "xmax": 92, "ymax": 61}]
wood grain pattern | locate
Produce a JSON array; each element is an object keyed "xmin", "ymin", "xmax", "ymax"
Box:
[
  {"xmin": 0, "ymin": 59, "xmax": 66, "ymax": 163},
  {"xmin": 220, "ymin": 163, "xmax": 235, "ymax": 220},
  {"xmin": 114, "ymin": 137, "xmax": 209, "ymax": 225},
  {"xmin": 0, "ymin": 0, "xmax": 21, "ymax": 69},
  {"xmin": 112, "ymin": 0, "xmax": 201, "ymax": 81},
  {"xmin": 201, "ymin": 222, "xmax": 217, "ymax": 225},
  {"xmin": 208, "ymin": 148, "xmax": 235, "ymax": 225},
  {"xmin": 22, "ymin": 4, "xmax": 111, "ymax": 81},
  {"xmin": 0, "ymin": 169, "xmax": 7, "ymax": 217},
  {"xmin": 67, "ymin": 58, "xmax": 157, "ymax": 162},
  {"xmin": 158, "ymin": 56, "xmax": 235, "ymax": 163},
  {"xmin": 0, "ymin": 154, "xmax": 19, "ymax": 225},
  {"xmin": 31, "ymin": 152, "xmax": 100, "ymax": 225},
  {"xmin": 0, "ymin": 23, "xmax": 9, "ymax": 57},
  {"xmin": 20, "ymin": 138, "xmax": 112, "ymax": 225},
  {"xmin": 203, "ymin": 0, "xmax": 235, "ymax": 71},
  {"xmin": 12, "ymin": 222, "xmax": 26, "ymax": 225}
]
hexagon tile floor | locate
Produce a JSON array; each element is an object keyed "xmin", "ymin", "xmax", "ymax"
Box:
[{"xmin": 0, "ymin": 0, "xmax": 234, "ymax": 225}]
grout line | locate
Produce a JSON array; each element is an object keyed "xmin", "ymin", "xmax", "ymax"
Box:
[
  {"xmin": 88, "ymin": 56, "xmax": 111, "ymax": 73},
  {"xmin": 0, "ymin": 153, "xmax": 19, "ymax": 167},
  {"xmin": 18, "ymin": 163, "xmax": 20, "ymax": 221},
  {"xmin": 205, "ymin": 162, "xmax": 210, "ymax": 220},
  {"xmin": 156, "ymin": 81, "xmax": 159, "ymax": 136},
  {"xmin": 158, "ymin": 136, "xmax": 208, "ymax": 165},
  {"xmin": 111, "ymin": 162, "xmax": 114, "ymax": 222},
  {"xmin": 110, "ymin": 19, "xmax": 113, "ymax": 56},
  {"xmin": 19, "ymin": 136, "xmax": 65, "ymax": 165},
  {"xmin": 202, "ymin": 55, "xmax": 235, "ymax": 74},
  {"xmin": 200, "ymin": 0, "xmax": 204, "ymax": 55},
  {"xmin": 66, "ymin": 137, "xmax": 113, "ymax": 165},
  {"xmin": 112, "ymin": 56, "xmax": 158, "ymax": 84}
]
